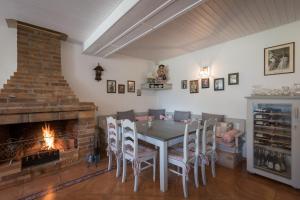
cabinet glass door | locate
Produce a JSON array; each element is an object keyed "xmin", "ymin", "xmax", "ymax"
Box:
[{"xmin": 253, "ymin": 103, "xmax": 291, "ymax": 179}]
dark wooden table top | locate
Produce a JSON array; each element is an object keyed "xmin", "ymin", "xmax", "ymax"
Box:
[{"xmin": 136, "ymin": 120, "xmax": 200, "ymax": 142}]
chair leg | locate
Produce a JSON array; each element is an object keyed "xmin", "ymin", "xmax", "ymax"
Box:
[
  {"xmin": 182, "ymin": 168, "xmax": 188, "ymax": 198},
  {"xmin": 211, "ymin": 153, "xmax": 216, "ymax": 178},
  {"xmin": 122, "ymin": 157, "xmax": 127, "ymax": 183},
  {"xmin": 194, "ymin": 156, "xmax": 199, "ymax": 188},
  {"xmin": 116, "ymin": 156, "xmax": 121, "ymax": 178},
  {"xmin": 134, "ymin": 163, "xmax": 140, "ymax": 192},
  {"xmin": 108, "ymin": 151, "xmax": 112, "ymax": 171},
  {"xmin": 153, "ymin": 156, "xmax": 156, "ymax": 182},
  {"xmin": 201, "ymin": 161, "xmax": 207, "ymax": 186}
]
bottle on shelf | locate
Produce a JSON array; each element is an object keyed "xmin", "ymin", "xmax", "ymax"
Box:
[
  {"xmin": 267, "ymin": 151, "xmax": 274, "ymax": 170},
  {"xmin": 274, "ymin": 152, "xmax": 281, "ymax": 172},
  {"xmin": 279, "ymin": 153, "xmax": 287, "ymax": 172}
]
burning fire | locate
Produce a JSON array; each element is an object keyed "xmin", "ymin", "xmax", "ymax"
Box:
[{"xmin": 42, "ymin": 124, "xmax": 55, "ymax": 150}]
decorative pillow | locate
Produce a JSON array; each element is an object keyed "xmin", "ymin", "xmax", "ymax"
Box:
[
  {"xmin": 116, "ymin": 110, "xmax": 135, "ymax": 121},
  {"xmin": 222, "ymin": 129, "xmax": 239, "ymax": 143},
  {"xmin": 148, "ymin": 109, "xmax": 166, "ymax": 120},
  {"xmin": 216, "ymin": 122, "xmax": 233, "ymax": 137},
  {"xmin": 174, "ymin": 111, "xmax": 191, "ymax": 122},
  {"xmin": 202, "ymin": 112, "xmax": 224, "ymax": 122}
]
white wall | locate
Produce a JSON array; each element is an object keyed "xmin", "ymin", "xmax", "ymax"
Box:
[
  {"xmin": 0, "ymin": 20, "xmax": 17, "ymax": 89},
  {"xmin": 157, "ymin": 21, "xmax": 300, "ymax": 119},
  {"xmin": 61, "ymin": 42, "xmax": 157, "ymax": 115}
]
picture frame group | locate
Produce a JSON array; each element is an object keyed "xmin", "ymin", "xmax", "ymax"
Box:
[
  {"xmin": 182, "ymin": 72, "xmax": 239, "ymax": 93},
  {"xmin": 107, "ymin": 80, "xmax": 137, "ymax": 95}
]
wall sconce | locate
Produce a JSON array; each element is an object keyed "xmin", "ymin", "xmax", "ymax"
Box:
[{"xmin": 199, "ymin": 66, "xmax": 210, "ymax": 77}]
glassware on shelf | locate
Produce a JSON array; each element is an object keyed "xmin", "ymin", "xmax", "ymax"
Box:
[
  {"xmin": 281, "ymin": 86, "xmax": 291, "ymax": 96},
  {"xmin": 292, "ymin": 83, "xmax": 300, "ymax": 96}
]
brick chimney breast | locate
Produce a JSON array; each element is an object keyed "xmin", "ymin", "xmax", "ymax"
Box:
[{"xmin": 0, "ymin": 20, "xmax": 95, "ymax": 116}]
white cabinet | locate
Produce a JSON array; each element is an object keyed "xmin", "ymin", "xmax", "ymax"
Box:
[{"xmin": 246, "ymin": 96, "xmax": 300, "ymax": 188}]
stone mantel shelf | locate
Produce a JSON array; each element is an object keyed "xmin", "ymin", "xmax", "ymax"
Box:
[
  {"xmin": 0, "ymin": 102, "xmax": 96, "ymax": 125},
  {"xmin": 0, "ymin": 102, "xmax": 95, "ymax": 115}
]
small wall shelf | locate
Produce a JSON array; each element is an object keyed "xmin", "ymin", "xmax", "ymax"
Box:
[{"xmin": 141, "ymin": 83, "xmax": 172, "ymax": 90}]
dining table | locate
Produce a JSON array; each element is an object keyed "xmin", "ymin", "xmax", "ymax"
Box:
[{"xmin": 134, "ymin": 120, "xmax": 200, "ymax": 192}]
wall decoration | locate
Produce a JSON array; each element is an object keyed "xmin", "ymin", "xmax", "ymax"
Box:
[
  {"xmin": 127, "ymin": 80, "xmax": 136, "ymax": 93},
  {"xmin": 214, "ymin": 78, "xmax": 225, "ymax": 91},
  {"xmin": 201, "ymin": 78, "xmax": 210, "ymax": 88},
  {"xmin": 93, "ymin": 63, "xmax": 104, "ymax": 81},
  {"xmin": 228, "ymin": 73, "xmax": 239, "ymax": 85},
  {"xmin": 181, "ymin": 80, "xmax": 188, "ymax": 89},
  {"xmin": 264, "ymin": 42, "xmax": 295, "ymax": 76},
  {"xmin": 107, "ymin": 80, "xmax": 116, "ymax": 93},
  {"xmin": 118, "ymin": 84, "xmax": 125, "ymax": 94},
  {"xmin": 156, "ymin": 64, "xmax": 168, "ymax": 83},
  {"xmin": 189, "ymin": 80, "xmax": 199, "ymax": 93},
  {"xmin": 137, "ymin": 89, "xmax": 142, "ymax": 96}
]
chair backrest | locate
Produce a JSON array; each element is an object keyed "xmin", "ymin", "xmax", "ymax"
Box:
[
  {"xmin": 174, "ymin": 110, "xmax": 191, "ymax": 122},
  {"xmin": 106, "ymin": 116, "xmax": 119, "ymax": 149},
  {"xmin": 121, "ymin": 119, "xmax": 138, "ymax": 158},
  {"xmin": 202, "ymin": 119, "xmax": 217, "ymax": 154},
  {"xmin": 183, "ymin": 120, "xmax": 201, "ymax": 163}
]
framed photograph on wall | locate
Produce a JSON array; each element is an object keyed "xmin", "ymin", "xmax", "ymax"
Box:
[
  {"xmin": 264, "ymin": 42, "xmax": 295, "ymax": 76},
  {"xmin": 181, "ymin": 80, "xmax": 188, "ymax": 89},
  {"xmin": 118, "ymin": 84, "xmax": 125, "ymax": 94},
  {"xmin": 107, "ymin": 80, "xmax": 116, "ymax": 93},
  {"xmin": 189, "ymin": 80, "xmax": 199, "ymax": 93},
  {"xmin": 201, "ymin": 78, "xmax": 209, "ymax": 88},
  {"xmin": 127, "ymin": 80, "xmax": 135, "ymax": 93},
  {"xmin": 228, "ymin": 73, "xmax": 239, "ymax": 85},
  {"xmin": 214, "ymin": 78, "xmax": 224, "ymax": 91}
]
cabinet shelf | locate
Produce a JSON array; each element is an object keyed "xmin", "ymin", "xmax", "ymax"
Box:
[
  {"xmin": 254, "ymin": 125, "xmax": 291, "ymax": 131},
  {"xmin": 254, "ymin": 130, "xmax": 291, "ymax": 138},
  {"xmin": 254, "ymin": 144, "xmax": 291, "ymax": 155}
]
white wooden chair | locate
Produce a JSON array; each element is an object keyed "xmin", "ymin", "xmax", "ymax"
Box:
[
  {"xmin": 168, "ymin": 120, "xmax": 200, "ymax": 198},
  {"xmin": 199, "ymin": 118, "xmax": 217, "ymax": 186},
  {"xmin": 106, "ymin": 116, "xmax": 122, "ymax": 177},
  {"xmin": 121, "ymin": 119, "xmax": 157, "ymax": 192}
]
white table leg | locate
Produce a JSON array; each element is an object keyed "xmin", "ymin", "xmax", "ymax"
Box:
[{"xmin": 159, "ymin": 141, "xmax": 168, "ymax": 192}]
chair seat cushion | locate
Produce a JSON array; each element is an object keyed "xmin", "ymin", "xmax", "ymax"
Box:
[
  {"xmin": 125, "ymin": 145, "xmax": 157, "ymax": 158},
  {"xmin": 168, "ymin": 148, "xmax": 195, "ymax": 162}
]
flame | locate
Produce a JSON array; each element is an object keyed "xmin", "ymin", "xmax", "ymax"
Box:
[{"xmin": 42, "ymin": 124, "xmax": 55, "ymax": 150}]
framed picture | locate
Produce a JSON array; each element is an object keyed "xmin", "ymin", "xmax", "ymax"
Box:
[
  {"xmin": 137, "ymin": 89, "xmax": 142, "ymax": 96},
  {"xmin": 127, "ymin": 80, "xmax": 135, "ymax": 93},
  {"xmin": 181, "ymin": 80, "xmax": 188, "ymax": 89},
  {"xmin": 214, "ymin": 78, "xmax": 224, "ymax": 91},
  {"xmin": 228, "ymin": 73, "xmax": 239, "ymax": 85},
  {"xmin": 201, "ymin": 78, "xmax": 209, "ymax": 88},
  {"xmin": 118, "ymin": 84, "xmax": 125, "ymax": 94},
  {"xmin": 189, "ymin": 80, "xmax": 199, "ymax": 93},
  {"xmin": 264, "ymin": 42, "xmax": 295, "ymax": 76},
  {"xmin": 107, "ymin": 80, "xmax": 116, "ymax": 93}
]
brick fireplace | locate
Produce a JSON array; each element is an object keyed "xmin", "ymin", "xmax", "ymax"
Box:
[{"xmin": 0, "ymin": 20, "xmax": 96, "ymax": 188}]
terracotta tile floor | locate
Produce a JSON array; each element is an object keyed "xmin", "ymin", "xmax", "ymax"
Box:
[{"xmin": 0, "ymin": 159, "xmax": 299, "ymax": 200}]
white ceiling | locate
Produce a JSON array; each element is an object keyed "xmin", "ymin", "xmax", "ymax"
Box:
[
  {"xmin": 118, "ymin": 0, "xmax": 300, "ymax": 61},
  {"xmin": 1, "ymin": 0, "xmax": 300, "ymax": 61},
  {"xmin": 0, "ymin": 0, "xmax": 122, "ymax": 43}
]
